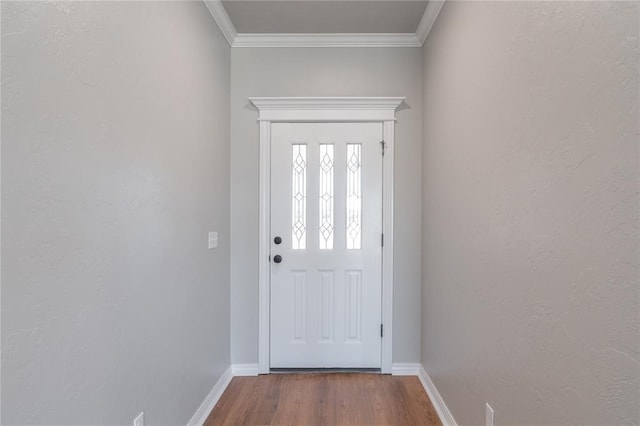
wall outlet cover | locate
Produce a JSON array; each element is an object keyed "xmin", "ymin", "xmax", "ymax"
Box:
[
  {"xmin": 134, "ymin": 412, "xmax": 144, "ymax": 426},
  {"xmin": 486, "ymin": 403, "xmax": 494, "ymax": 426}
]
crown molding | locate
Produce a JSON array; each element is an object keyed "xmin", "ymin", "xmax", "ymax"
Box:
[
  {"xmin": 203, "ymin": 0, "xmax": 237, "ymax": 46},
  {"xmin": 416, "ymin": 0, "xmax": 445, "ymax": 45},
  {"xmin": 234, "ymin": 33, "xmax": 421, "ymax": 48},
  {"xmin": 203, "ymin": 0, "xmax": 445, "ymax": 48}
]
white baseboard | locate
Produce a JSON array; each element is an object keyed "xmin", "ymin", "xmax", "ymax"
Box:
[
  {"xmin": 417, "ymin": 365, "xmax": 457, "ymax": 426},
  {"xmin": 391, "ymin": 362, "xmax": 423, "ymax": 376},
  {"xmin": 187, "ymin": 366, "xmax": 233, "ymax": 426},
  {"xmin": 231, "ymin": 363, "xmax": 259, "ymax": 376},
  {"xmin": 392, "ymin": 363, "xmax": 457, "ymax": 426}
]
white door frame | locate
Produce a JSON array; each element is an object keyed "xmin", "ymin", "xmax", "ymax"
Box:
[{"xmin": 250, "ymin": 97, "xmax": 404, "ymax": 374}]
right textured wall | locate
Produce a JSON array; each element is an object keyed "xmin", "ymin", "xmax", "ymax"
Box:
[{"xmin": 421, "ymin": 2, "xmax": 639, "ymax": 424}]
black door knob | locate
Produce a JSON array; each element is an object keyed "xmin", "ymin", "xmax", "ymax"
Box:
[
  {"xmin": 274, "ymin": 236, "xmax": 282, "ymax": 245},
  {"xmin": 273, "ymin": 255, "xmax": 283, "ymax": 264}
]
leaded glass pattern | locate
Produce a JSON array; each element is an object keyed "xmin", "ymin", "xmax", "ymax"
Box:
[
  {"xmin": 346, "ymin": 144, "xmax": 362, "ymax": 250},
  {"xmin": 291, "ymin": 144, "xmax": 307, "ymax": 250},
  {"xmin": 319, "ymin": 144, "xmax": 334, "ymax": 250}
]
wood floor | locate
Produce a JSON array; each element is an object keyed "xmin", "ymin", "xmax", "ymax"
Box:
[{"xmin": 204, "ymin": 373, "xmax": 442, "ymax": 426}]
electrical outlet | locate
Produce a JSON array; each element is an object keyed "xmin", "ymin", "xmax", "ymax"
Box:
[
  {"xmin": 486, "ymin": 403, "xmax": 494, "ymax": 426},
  {"xmin": 134, "ymin": 412, "xmax": 144, "ymax": 426},
  {"xmin": 208, "ymin": 231, "xmax": 218, "ymax": 249}
]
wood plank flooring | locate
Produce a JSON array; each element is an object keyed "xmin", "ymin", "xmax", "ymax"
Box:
[{"xmin": 204, "ymin": 373, "xmax": 442, "ymax": 426}]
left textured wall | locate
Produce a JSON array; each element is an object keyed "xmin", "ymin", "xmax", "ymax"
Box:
[{"xmin": 1, "ymin": 1, "xmax": 230, "ymax": 423}]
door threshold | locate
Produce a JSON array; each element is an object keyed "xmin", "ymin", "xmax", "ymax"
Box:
[{"xmin": 269, "ymin": 368, "xmax": 381, "ymax": 374}]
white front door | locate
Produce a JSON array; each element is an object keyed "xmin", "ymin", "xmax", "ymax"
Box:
[{"xmin": 269, "ymin": 122, "xmax": 383, "ymax": 368}]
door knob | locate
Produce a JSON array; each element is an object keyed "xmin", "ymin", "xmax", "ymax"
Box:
[
  {"xmin": 274, "ymin": 236, "xmax": 282, "ymax": 245},
  {"xmin": 273, "ymin": 255, "xmax": 283, "ymax": 264}
]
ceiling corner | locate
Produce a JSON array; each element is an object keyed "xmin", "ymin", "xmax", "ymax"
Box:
[
  {"xmin": 416, "ymin": 0, "xmax": 445, "ymax": 46},
  {"xmin": 204, "ymin": 0, "xmax": 237, "ymax": 46}
]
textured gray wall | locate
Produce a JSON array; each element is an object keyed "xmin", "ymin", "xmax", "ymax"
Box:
[
  {"xmin": 1, "ymin": 2, "xmax": 230, "ymax": 424},
  {"xmin": 230, "ymin": 47, "xmax": 423, "ymax": 364},
  {"xmin": 421, "ymin": 2, "xmax": 639, "ymax": 424}
]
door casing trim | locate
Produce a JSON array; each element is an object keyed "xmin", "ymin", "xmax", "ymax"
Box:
[{"xmin": 250, "ymin": 97, "xmax": 404, "ymax": 374}]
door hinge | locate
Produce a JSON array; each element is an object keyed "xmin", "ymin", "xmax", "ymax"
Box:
[
  {"xmin": 381, "ymin": 233, "xmax": 384, "ymax": 247},
  {"xmin": 380, "ymin": 324, "xmax": 384, "ymax": 338},
  {"xmin": 380, "ymin": 140, "xmax": 386, "ymax": 156}
]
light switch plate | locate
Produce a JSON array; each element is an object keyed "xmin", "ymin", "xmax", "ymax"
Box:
[{"xmin": 208, "ymin": 231, "xmax": 218, "ymax": 249}]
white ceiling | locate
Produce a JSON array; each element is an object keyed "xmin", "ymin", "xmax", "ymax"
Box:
[{"xmin": 221, "ymin": 1, "xmax": 429, "ymax": 34}]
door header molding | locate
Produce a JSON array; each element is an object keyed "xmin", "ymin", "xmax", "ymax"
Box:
[{"xmin": 250, "ymin": 97, "xmax": 405, "ymax": 122}]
